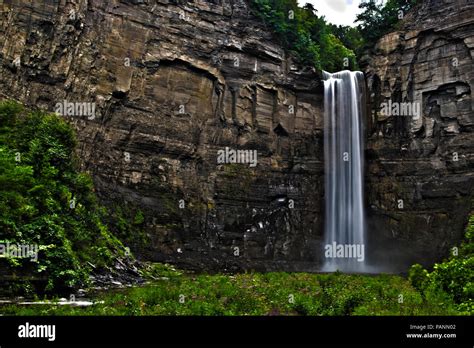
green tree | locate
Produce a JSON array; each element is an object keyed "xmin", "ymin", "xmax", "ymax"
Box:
[
  {"xmin": 329, "ymin": 24, "xmax": 364, "ymax": 57},
  {"xmin": 251, "ymin": 0, "xmax": 357, "ymax": 71},
  {"xmin": 0, "ymin": 101, "xmax": 126, "ymax": 294},
  {"xmin": 356, "ymin": 0, "xmax": 419, "ymax": 47}
]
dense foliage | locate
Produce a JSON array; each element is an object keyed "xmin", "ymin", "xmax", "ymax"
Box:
[
  {"xmin": 250, "ymin": 0, "xmax": 357, "ymax": 71},
  {"xmin": 251, "ymin": 0, "xmax": 420, "ymax": 70},
  {"xmin": 409, "ymin": 215, "xmax": 474, "ymax": 314},
  {"xmin": 0, "ymin": 100, "xmax": 126, "ymax": 294},
  {"xmin": 328, "ymin": 24, "xmax": 364, "ymax": 58},
  {"xmin": 356, "ymin": 0, "xmax": 419, "ymax": 47}
]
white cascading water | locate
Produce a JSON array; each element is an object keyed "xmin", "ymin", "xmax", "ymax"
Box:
[{"xmin": 322, "ymin": 70, "xmax": 366, "ymax": 272}]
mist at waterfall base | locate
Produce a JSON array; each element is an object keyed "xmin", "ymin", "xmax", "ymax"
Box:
[{"xmin": 322, "ymin": 70, "xmax": 376, "ymax": 273}]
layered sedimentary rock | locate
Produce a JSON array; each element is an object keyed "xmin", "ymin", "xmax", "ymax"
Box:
[
  {"xmin": 362, "ymin": 0, "xmax": 474, "ymax": 269},
  {"xmin": 0, "ymin": 0, "xmax": 324, "ymax": 271}
]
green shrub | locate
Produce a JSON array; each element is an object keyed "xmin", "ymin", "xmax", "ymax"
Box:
[
  {"xmin": 408, "ymin": 264, "xmax": 429, "ymax": 292},
  {"xmin": 408, "ymin": 215, "xmax": 474, "ymax": 314},
  {"xmin": 0, "ymin": 100, "xmax": 125, "ymax": 294}
]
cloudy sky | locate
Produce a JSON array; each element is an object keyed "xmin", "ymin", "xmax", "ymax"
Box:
[{"xmin": 297, "ymin": 0, "xmax": 365, "ymax": 26}]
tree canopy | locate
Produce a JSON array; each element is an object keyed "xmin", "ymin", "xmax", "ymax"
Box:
[
  {"xmin": 250, "ymin": 0, "xmax": 419, "ymax": 71},
  {"xmin": 251, "ymin": 0, "xmax": 357, "ymax": 72},
  {"xmin": 356, "ymin": 0, "xmax": 419, "ymax": 47}
]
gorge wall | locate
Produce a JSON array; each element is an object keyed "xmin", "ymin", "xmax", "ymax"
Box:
[
  {"xmin": 362, "ymin": 0, "xmax": 474, "ymax": 269},
  {"xmin": 0, "ymin": 0, "xmax": 325, "ymax": 272},
  {"xmin": 0, "ymin": 0, "xmax": 472, "ymax": 272}
]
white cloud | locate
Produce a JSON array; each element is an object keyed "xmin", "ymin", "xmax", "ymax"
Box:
[
  {"xmin": 297, "ymin": 0, "xmax": 364, "ymax": 26},
  {"xmin": 326, "ymin": 0, "xmax": 348, "ymax": 13}
]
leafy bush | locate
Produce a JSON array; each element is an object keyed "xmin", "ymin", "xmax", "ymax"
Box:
[
  {"xmin": 408, "ymin": 263, "xmax": 429, "ymax": 292},
  {"xmin": 409, "ymin": 215, "xmax": 474, "ymax": 314},
  {"xmin": 0, "ymin": 100, "xmax": 126, "ymax": 294}
]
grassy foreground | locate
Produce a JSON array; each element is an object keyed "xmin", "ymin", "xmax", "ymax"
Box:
[{"xmin": 0, "ymin": 264, "xmax": 463, "ymax": 316}]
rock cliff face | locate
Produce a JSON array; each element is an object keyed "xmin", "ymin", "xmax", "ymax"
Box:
[
  {"xmin": 0, "ymin": 0, "xmax": 472, "ymax": 272},
  {"xmin": 362, "ymin": 0, "xmax": 474, "ymax": 269},
  {"xmin": 0, "ymin": 0, "xmax": 325, "ymax": 271}
]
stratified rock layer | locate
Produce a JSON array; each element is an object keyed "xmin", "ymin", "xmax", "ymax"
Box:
[
  {"xmin": 0, "ymin": 0, "xmax": 324, "ymax": 271},
  {"xmin": 362, "ymin": 0, "xmax": 474, "ymax": 269}
]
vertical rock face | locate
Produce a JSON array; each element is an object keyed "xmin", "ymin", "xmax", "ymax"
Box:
[
  {"xmin": 0, "ymin": 0, "xmax": 325, "ymax": 271},
  {"xmin": 362, "ymin": 0, "xmax": 474, "ymax": 269}
]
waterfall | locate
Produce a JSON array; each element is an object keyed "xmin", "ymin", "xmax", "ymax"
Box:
[{"xmin": 322, "ymin": 70, "xmax": 367, "ymax": 272}]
